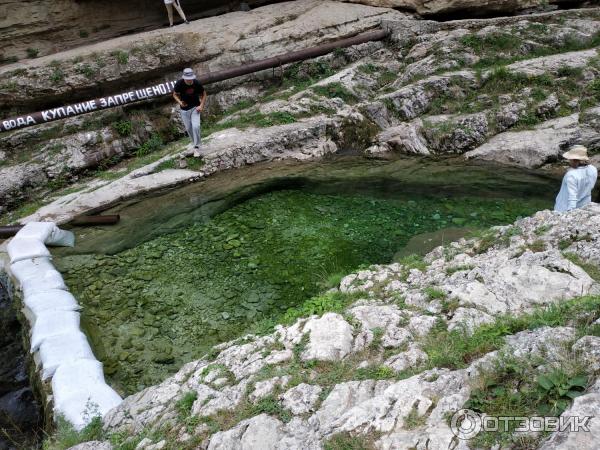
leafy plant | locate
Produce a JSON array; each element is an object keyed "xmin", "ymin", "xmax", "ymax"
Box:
[
  {"xmin": 50, "ymin": 68, "xmax": 65, "ymax": 83},
  {"xmin": 369, "ymin": 327, "xmax": 384, "ymax": 350},
  {"xmin": 26, "ymin": 48, "xmax": 39, "ymax": 58},
  {"xmin": 76, "ymin": 64, "xmax": 96, "ymax": 78},
  {"xmin": 396, "ymin": 254, "xmax": 428, "ymax": 270},
  {"xmin": 113, "ymin": 50, "xmax": 129, "ymax": 65},
  {"xmin": 42, "ymin": 415, "xmax": 104, "ymax": 450},
  {"xmin": 424, "ymin": 286, "xmax": 446, "ymax": 300},
  {"xmin": 465, "ymin": 360, "xmax": 588, "ymax": 448},
  {"xmin": 534, "ymin": 225, "xmax": 552, "ymax": 235},
  {"xmin": 563, "ymin": 252, "xmax": 600, "ymax": 282},
  {"xmin": 536, "ymin": 371, "xmax": 587, "ymax": 415},
  {"xmin": 312, "ymin": 82, "xmax": 357, "ymax": 104},
  {"xmin": 113, "ymin": 120, "xmax": 133, "ymax": 137},
  {"xmin": 358, "ymin": 64, "xmax": 379, "ymax": 75},
  {"xmin": 281, "ymin": 291, "xmax": 363, "ymax": 325},
  {"xmin": 528, "ymin": 239, "xmax": 546, "ymax": 253},
  {"xmin": 175, "ymin": 391, "xmax": 198, "ymax": 420},
  {"xmin": 354, "ymin": 364, "xmax": 396, "ymax": 380},
  {"xmin": 423, "ymin": 295, "xmax": 600, "ymax": 370},
  {"xmin": 324, "ymin": 432, "xmax": 376, "ymax": 450},
  {"xmin": 136, "ymin": 133, "xmax": 163, "ymax": 157},
  {"xmin": 403, "ymin": 407, "xmax": 427, "ymax": 430},
  {"xmin": 247, "ymin": 395, "xmax": 292, "ymax": 423}
]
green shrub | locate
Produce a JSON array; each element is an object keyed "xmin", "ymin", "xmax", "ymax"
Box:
[
  {"xmin": 534, "ymin": 225, "xmax": 552, "ymax": 235},
  {"xmin": 136, "ymin": 133, "xmax": 163, "ymax": 157},
  {"xmin": 50, "ymin": 68, "xmax": 65, "ymax": 83},
  {"xmin": 175, "ymin": 391, "xmax": 198, "ymax": 420},
  {"xmin": 312, "ymin": 82, "xmax": 357, "ymax": 104},
  {"xmin": 377, "ymin": 71, "xmax": 397, "ymax": 87},
  {"xmin": 424, "ymin": 286, "xmax": 446, "ymax": 300},
  {"xmin": 358, "ymin": 64, "xmax": 378, "ymax": 75},
  {"xmin": 465, "ymin": 361, "xmax": 588, "ymax": 447},
  {"xmin": 395, "ymin": 254, "xmax": 428, "ymax": 271},
  {"xmin": 354, "ymin": 364, "xmax": 396, "ymax": 380},
  {"xmin": 369, "ymin": 327, "xmax": 384, "ymax": 350},
  {"xmin": 422, "ymin": 295, "xmax": 600, "ymax": 370},
  {"xmin": 280, "ymin": 291, "xmax": 363, "ymax": 325},
  {"xmin": 113, "ymin": 50, "xmax": 129, "ymax": 65},
  {"xmin": 590, "ymin": 79, "xmax": 600, "ymax": 101},
  {"xmin": 247, "ymin": 395, "xmax": 292, "ymax": 423},
  {"xmin": 76, "ymin": 64, "xmax": 96, "ymax": 78},
  {"xmin": 43, "ymin": 416, "xmax": 104, "ymax": 450},
  {"xmin": 113, "ymin": 120, "xmax": 132, "ymax": 137},
  {"xmin": 26, "ymin": 48, "xmax": 39, "ymax": 58},
  {"xmin": 324, "ymin": 432, "xmax": 375, "ymax": 450},
  {"xmin": 563, "ymin": 252, "xmax": 600, "ymax": 282}
]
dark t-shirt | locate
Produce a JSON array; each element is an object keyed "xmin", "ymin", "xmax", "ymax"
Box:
[{"xmin": 174, "ymin": 79, "xmax": 205, "ymax": 110}]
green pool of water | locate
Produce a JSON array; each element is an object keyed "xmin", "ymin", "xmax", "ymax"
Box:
[{"xmin": 54, "ymin": 158, "xmax": 555, "ymax": 395}]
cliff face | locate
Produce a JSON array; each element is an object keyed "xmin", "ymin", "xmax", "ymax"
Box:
[
  {"xmin": 0, "ymin": 0, "xmax": 589, "ymax": 66},
  {"xmin": 343, "ymin": 0, "xmax": 586, "ymax": 16},
  {"xmin": 0, "ymin": 0, "xmax": 275, "ymax": 64}
]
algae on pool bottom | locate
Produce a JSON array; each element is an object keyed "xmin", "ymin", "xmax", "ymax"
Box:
[{"xmin": 55, "ymin": 189, "xmax": 549, "ymax": 395}]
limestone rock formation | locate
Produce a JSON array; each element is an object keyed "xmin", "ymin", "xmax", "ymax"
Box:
[
  {"xmin": 342, "ymin": 0, "xmax": 584, "ymax": 16},
  {"xmin": 4, "ymin": 6, "xmax": 600, "ymax": 223},
  {"xmin": 0, "ymin": 0, "xmax": 274, "ymax": 63},
  {"xmin": 84, "ymin": 203, "xmax": 600, "ymax": 449}
]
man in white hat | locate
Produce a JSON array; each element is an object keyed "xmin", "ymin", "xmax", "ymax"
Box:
[
  {"xmin": 554, "ymin": 145, "xmax": 597, "ymax": 212},
  {"xmin": 173, "ymin": 68, "xmax": 207, "ymax": 157}
]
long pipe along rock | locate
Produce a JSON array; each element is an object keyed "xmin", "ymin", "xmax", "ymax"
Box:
[{"xmin": 0, "ymin": 29, "xmax": 389, "ymax": 133}]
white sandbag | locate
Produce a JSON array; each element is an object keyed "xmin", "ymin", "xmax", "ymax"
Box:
[
  {"xmin": 10, "ymin": 257, "xmax": 56, "ymax": 283},
  {"xmin": 22, "ymin": 269, "xmax": 67, "ymax": 297},
  {"xmin": 56, "ymin": 385, "xmax": 123, "ymax": 430},
  {"xmin": 16, "ymin": 222, "xmax": 55, "ymax": 242},
  {"xmin": 23, "ymin": 290, "xmax": 80, "ymax": 321},
  {"xmin": 16, "ymin": 221, "xmax": 75, "ymax": 247},
  {"xmin": 38, "ymin": 331, "xmax": 96, "ymax": 380},
  {"xmin": 7, "ymin": 237, "xmax": 51, "ymax": 263},
  {"xmin": 10, "ymin": 257, "xmax": 68, "ymax": 296},
  {"xmin": 52, "ymin": 359, "xmax": 107, "ymax": 402},
  {"xmin": 55, "ymin": 392, "xmax": 122, "ymax": 429},
  {"xmin": 47, "ymin": 227, "xmax": 75, "ymax": 247},
  {"xmin": 52, "ymin": 359, "xmax": 122, "ymax": 429},
  {"xmin": 30, "ymin": 310, "xmax": 81, "ymax": 352}
]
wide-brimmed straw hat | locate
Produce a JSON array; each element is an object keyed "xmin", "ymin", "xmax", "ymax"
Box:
[
  {"xmin": 562, "ymin": 145, "xmax": 589, "ymax": 161},
  {"xmin": 182, "ymin": 68, "xmax": 196, "ymax": 80}
]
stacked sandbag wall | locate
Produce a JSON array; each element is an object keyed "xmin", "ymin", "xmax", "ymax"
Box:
[{"xmin": 0, "ymin": 222, "xmax": 122, "ymax": 430}]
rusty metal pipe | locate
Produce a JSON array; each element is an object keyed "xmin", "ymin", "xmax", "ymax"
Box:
[
  {"xmin": 199, "ymin": 29, "xmax": 389, "ymax": 84},
  {"xmin": 0, "ymin": 226, "xmax": 24, "ymax": 239},
  {"xmin": 0, "ymin": 29, "xmax": 388, "ymax": 133},
  {"xmin": 71, "ymin": 214, "xmax": 120, "ymax": 225}
]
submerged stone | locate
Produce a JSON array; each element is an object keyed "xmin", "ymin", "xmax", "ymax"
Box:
[{"xmin": 57, "ymin": 172, "xmax": 551, "ymax": 394}]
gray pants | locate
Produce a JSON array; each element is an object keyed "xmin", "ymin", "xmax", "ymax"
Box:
[
  {"xmin": 165, "ymin": 0, "xmax": 187, "ymax": 26},
  {"xmin": 179, "ymin": 108, "xmax": 201, "ymax": 147}
]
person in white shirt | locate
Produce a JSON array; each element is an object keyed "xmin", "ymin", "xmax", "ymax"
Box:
[
  {"xmin": 164, "ymin": 0, "xmax": 189, "ymax": 27},
  {"xmin": 554, "ymin": 145, "xmax": 598, "ymax": 212}
]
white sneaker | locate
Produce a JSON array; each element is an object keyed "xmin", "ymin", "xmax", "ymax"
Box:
[{"xmin": 193, "ymin": 146, "xmax": 201, "ymax": 158}]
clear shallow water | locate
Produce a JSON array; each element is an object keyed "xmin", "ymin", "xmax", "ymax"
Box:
[{"xmin": 53, "ymin": 157, "xmax": 557, "ymax": 395}]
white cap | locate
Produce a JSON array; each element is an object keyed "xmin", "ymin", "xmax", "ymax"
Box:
[{"xmin": 182, "ymin": 68, "xmax": 196, "ymax": 80}]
